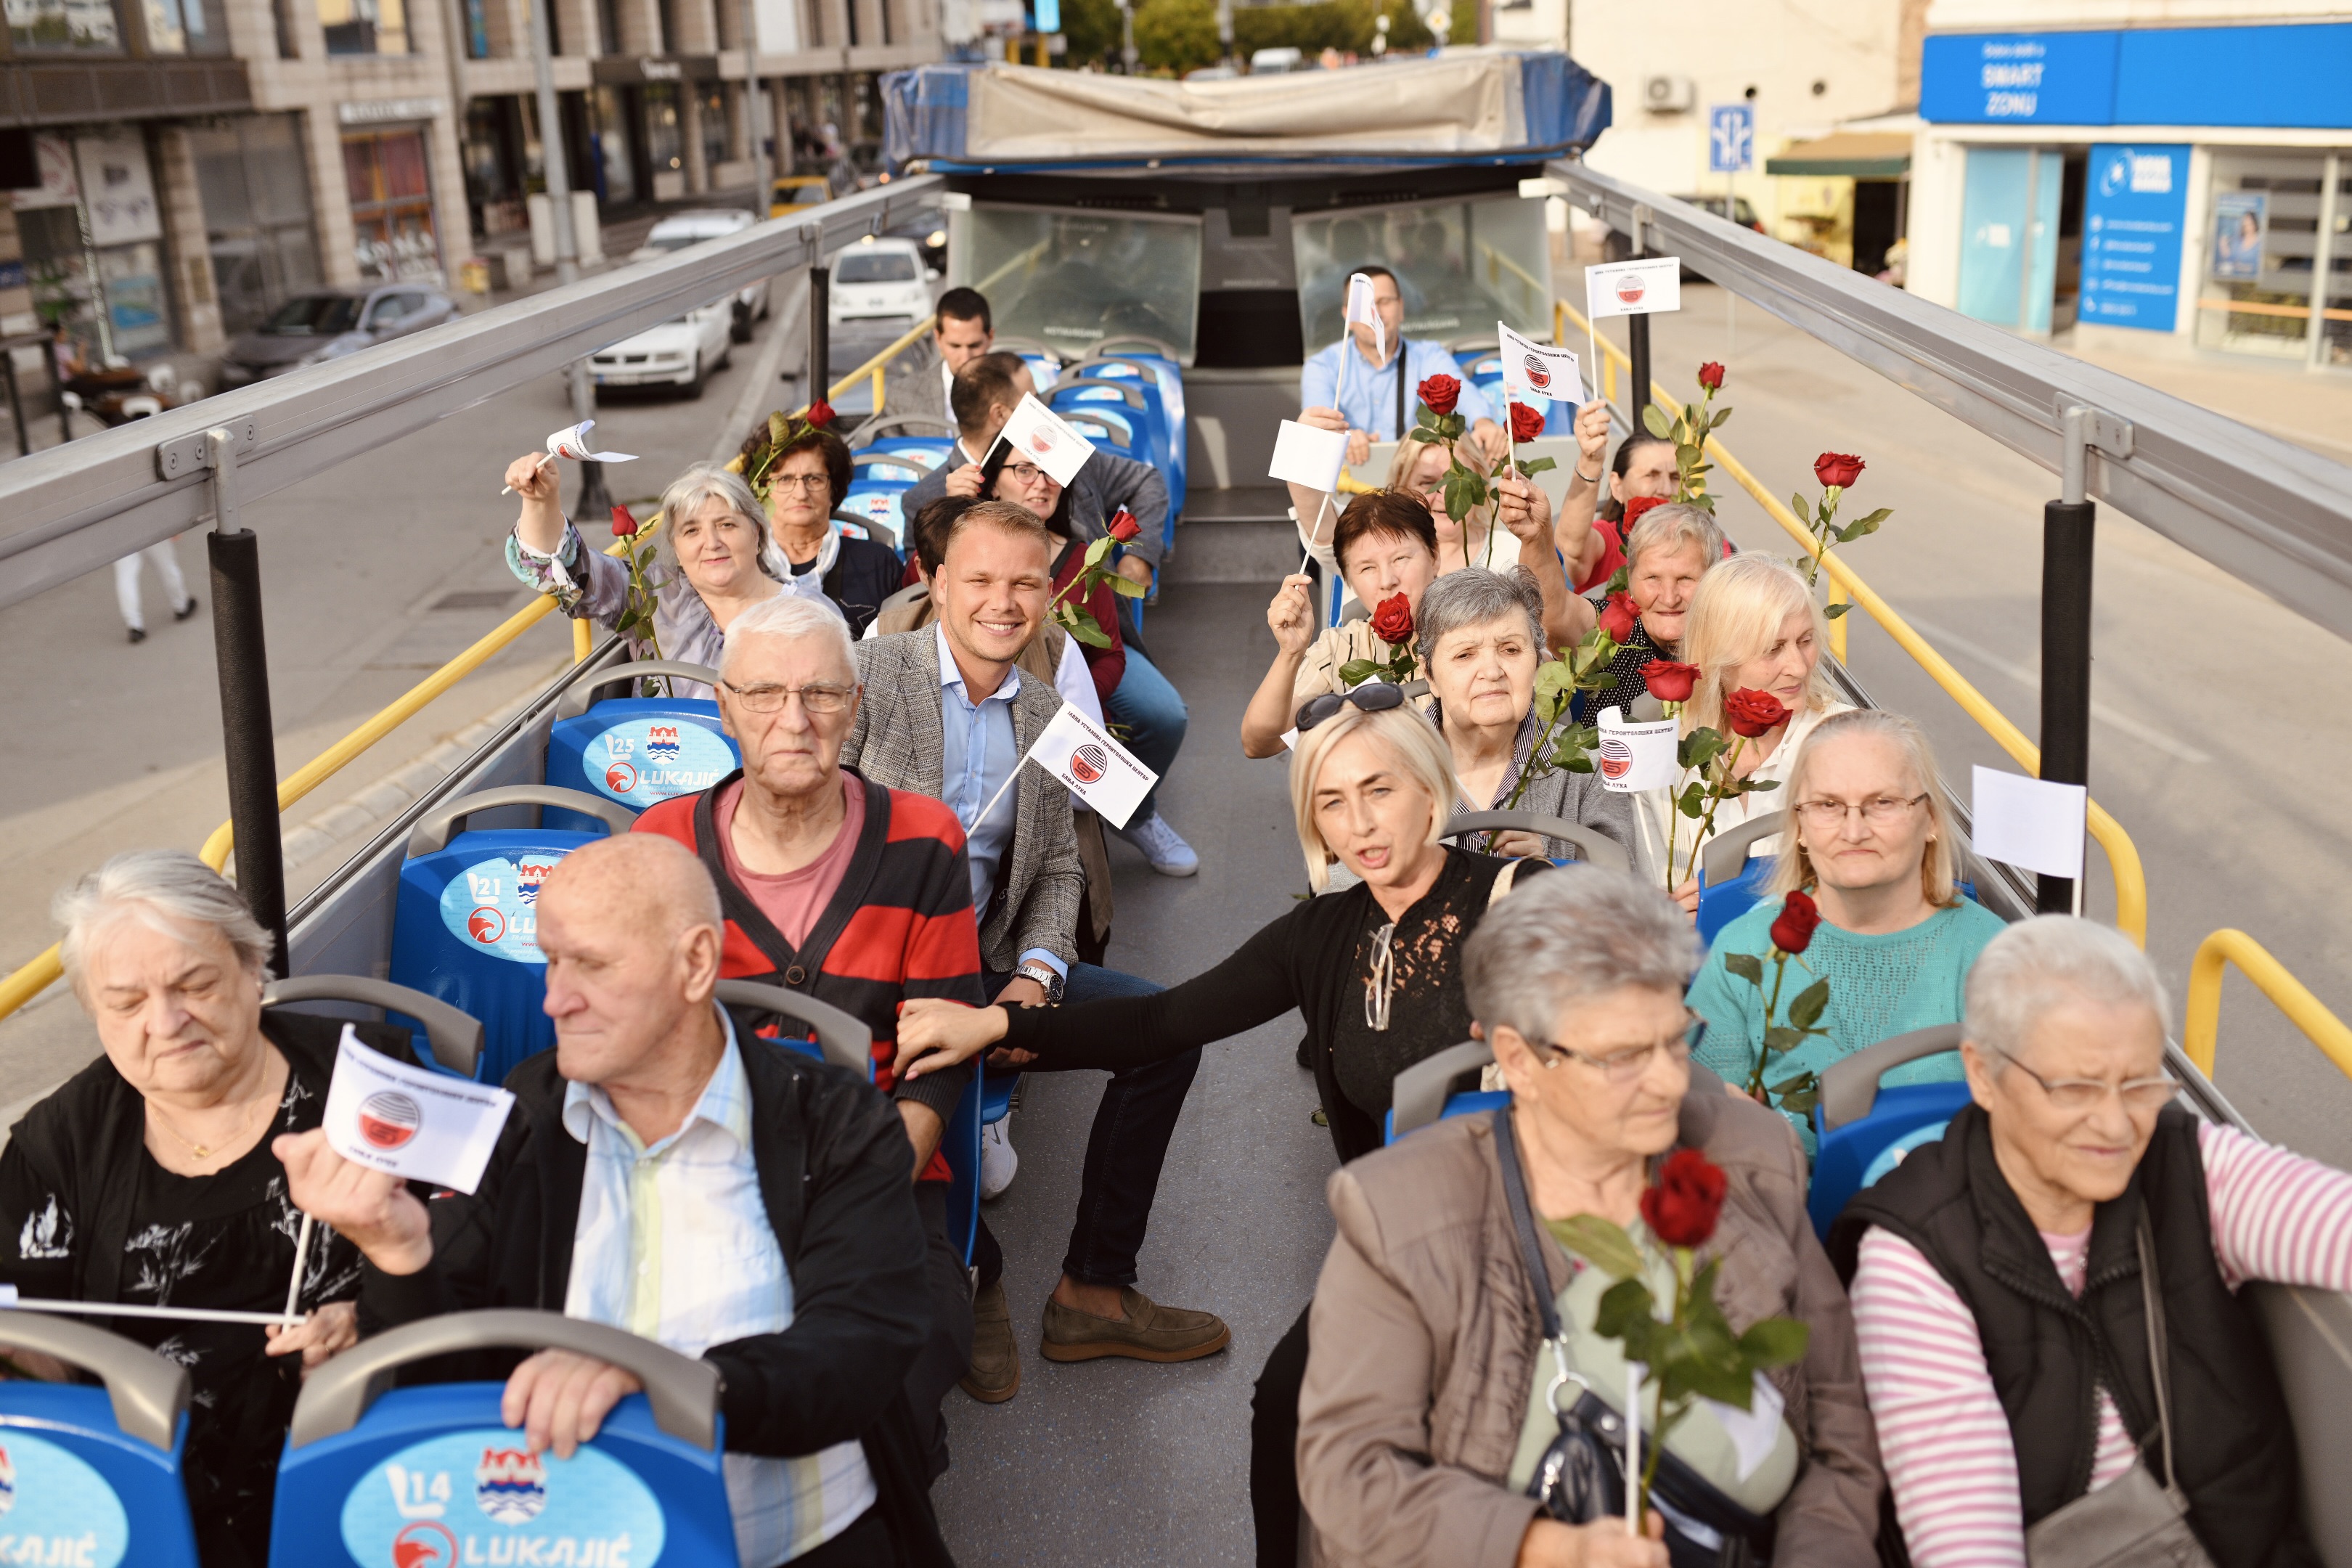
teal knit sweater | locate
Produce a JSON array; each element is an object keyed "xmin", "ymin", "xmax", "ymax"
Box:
[{"xmin": 1686, "ymin": 898, "xmax": 2007, "ymax": 1151}]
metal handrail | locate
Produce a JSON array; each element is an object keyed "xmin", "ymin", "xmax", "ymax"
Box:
[
  {"xmin": 2184, "ymin": 928, "xmax": 2352, "ymax": 1084},
  {"xmin": 1558, "ymin": 295, "xmax": 2150, "ymax": 948}
]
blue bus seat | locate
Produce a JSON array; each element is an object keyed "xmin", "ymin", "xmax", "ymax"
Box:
[
  {"xmin": 544, "ymin": 660, "xmax": 735, "ymax": 833},
  {"xmin": 710, "ymin": 978, "xmax": 874, "ymax": 1081},
  {"xmin": 388, "ymin": 785, "xmax": 634, "ymax": 1085},
  {"xmin": 0, "ymin": 1312, "xmax": 198, "ymax": 1567},
  {"xmin": 850, "ymin": 447, "xmax": 936, "ymax": 486},
  {"xmin": 264, "ymin": 974, "xmax": 486, "ymax": 1080},
  {"xmin": 1050, "ymin": 377, "xmax": 1182, "ymax": 516},
  {"xmin": 1055, "ymin": 411, "xmax": 1142, "ymax": 465},
  {"xmin": 1696, "ymin": 812, "xmax": 1788, "ymax": 946},
  {"xmin": 1444, "ymin": 810, "xmax": 1632, "ymax": 875},
  {"xmin": 272, "ymin": 1310, "xmax": 733, "ymax": 1568},
  {"xmin": 1807, "ymin": 1024, "xmax": 1971, "ymax": 1238},
  {"xmin": 838, "ymin": 490, "xmax": 910, "ymax": 550},
  {"xmin": 849, "ymin": 412, "xmax": 955, "ymax": 449},
  {"xmin": 1064, "ymin": 354, "xmax": 1186, "ymax": 478},
  {"xmin": 942, "ymin": 1065, "xmax": 985, "ymax": 1266},
  {"xmin": 1383, "ymin": 1040, "xmax": 1502, "ymax": 1145},
  {"xmin": 1011, "ymin": 351, "xmax": 1061, "ymax": 393}
]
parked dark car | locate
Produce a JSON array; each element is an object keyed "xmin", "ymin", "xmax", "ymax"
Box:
[{"xmin": 218, "ymin": 285, "xmax": 458, "ymax": 386}]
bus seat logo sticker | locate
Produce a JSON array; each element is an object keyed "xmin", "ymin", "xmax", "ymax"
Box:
[
  {"xmin": 645, "ymin": 726, "xmax": 680, "ymax": 764},
  {"xmin": 0, "ymin": 1433, "xmax": 131, "ymax": 1567},
  {"xmin": 343, "ymin": 1429, "xmax": 663, "ymax": 1568},
  {"xmin": 391, "ymin": 1522, "xmax": 455, "ymax": 1568},
  {"xmin": 441, "ymin": 854, "xmax": 570, "ymax": 965},
  {"xmin": 474, "ymin": 1448, "xmax": 547, "ymax": 1524},
  {"xmin": 515, "ymin": 859, "xmax": 553, "ymax": 907},
  {"xmin": 584, "ymin": 719, "xmax": 736, "ymax": 807},
  {"xmin": 358, "ymin": 1091, "xmax": 422, "ymax": 1150}
]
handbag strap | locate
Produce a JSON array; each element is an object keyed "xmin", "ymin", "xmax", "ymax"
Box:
[
  {"xmin": 1493, "ymin": 1105, "xmax": 1564, "ymax": 1343},
  {"xmin": 2135, "ymin": 1214, "xmax": 2181, "ymax": 1496}
]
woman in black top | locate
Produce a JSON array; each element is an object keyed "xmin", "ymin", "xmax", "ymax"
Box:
[
  {"xmin": 738, "ymin": 420, "xmax": 907, "ymax": 635},
  {"xmin": 898, "ymin": 695, "xmax": 1546, "ymax": 1564},
  {"xmin": 0, "ymin": 852, "xmax": 421, "ymax": 1568}
]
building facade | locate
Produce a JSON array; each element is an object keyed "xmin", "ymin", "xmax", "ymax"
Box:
[{"xmin": 1909, "ymin": 0, "xmax": 2352, "ymax": 368}]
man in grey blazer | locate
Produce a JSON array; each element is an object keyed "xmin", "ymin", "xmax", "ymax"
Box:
[{"xmin": 843, "ymin": 499, "xmax": 1228, "ymax": 1404}]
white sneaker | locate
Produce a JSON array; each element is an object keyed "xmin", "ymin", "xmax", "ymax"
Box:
[
  {"xmin": 1114, "ymin": 811, "xmax": 1200, "ymax": 877},
  {"xmin": 979, "ymin": 1118, "xmax": 1018, "ymax": 1200}
]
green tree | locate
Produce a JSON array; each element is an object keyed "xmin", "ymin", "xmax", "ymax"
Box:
[
  {"xmin": 1132, "ymin": 0, "xmax": 1220, "ymax": 73},
  {"xmin": 1056, "ymin": 0, "xmax": 1123, "ymax": 67}
]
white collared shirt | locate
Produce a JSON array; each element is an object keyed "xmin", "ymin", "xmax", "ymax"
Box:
[{"xmin": 562, "ymin": 1014, "xmax": 875, "ymax": 1565}]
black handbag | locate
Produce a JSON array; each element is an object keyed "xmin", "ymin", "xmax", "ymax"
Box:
[{"xmin": 1494, "ymin": 1107, "xmax": 1779, "ymax": 1568}]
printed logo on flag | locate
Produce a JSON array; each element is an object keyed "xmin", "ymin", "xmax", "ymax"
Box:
[
  {"xmin": 1069, "ymin": 743, "xmax": 1108, "ymax": 785},
  {"xmin": 1522, "ymin": 354, "xmax": 1553, "ymax": 393},
  {"xmin": 0, "ymin": 1432, "xmax": 131, "ymax": 1567},
  {"xmin": 1614, "ymin": 274, "xmax": 1647, "ymax": 306},
  {"xmin": 996, "ymin": 393, "xmax": 1098, "ymax": 488},
  {"xmin": 585, "ymin": 720, "xmax": 736, "ymax": 809},
  {"xmin": 358, "ymin": 1091, "xmax": 422, "ymax": 1151},
  {"xmin": 439, "ymin": 855, "xmax": 569, "ymax": 965},
  {"xmin": 474, "ymin": 1449, "xmax": 548, "ymax": 1524},
  {"xmin": 1598, "ymin": 735, "xmax": 1633, "ymax": 780}
]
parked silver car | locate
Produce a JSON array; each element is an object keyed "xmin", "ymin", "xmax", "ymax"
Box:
[{"xmin": 218, "ymin": 285, "xmax": 458, "ymax": 386}]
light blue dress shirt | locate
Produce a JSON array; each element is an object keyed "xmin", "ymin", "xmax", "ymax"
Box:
[
  {"xmin": 931, "ymin": 621, "xmax": 1066, "ymax": 981},
  {"xmin": 1299, "ymin": 337, "xmax": 1495, "ymax": 443}
]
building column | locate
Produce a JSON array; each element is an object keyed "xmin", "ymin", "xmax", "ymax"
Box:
[
  {"xmin": 152, "ymin": 126, "xmax": 226, "ymax": 355},
  {"xmin": 682, "ymin": 83, "xmax": 708, "ymax": 192},
  {"xmin": 302, "ymin": 106, "xmax": 364, "ymax": 285}
]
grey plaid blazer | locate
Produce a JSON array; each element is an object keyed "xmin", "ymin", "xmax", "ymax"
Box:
[{"xmin": 844, "ymin": 628, "xmax": 1085, "ymax": 973}]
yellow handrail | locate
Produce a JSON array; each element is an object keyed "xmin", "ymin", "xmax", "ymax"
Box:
[
  {"xmin": 1558, "ymin": 297, "xmax": 2149, "ymax": 947},
  {"xmin": 0, "ymin": 311, "xmax": 942, "ymax": 1022},
  {"xmin": 2183, "ymin": 928, "xmax": 2352, "ymax": 1082}
]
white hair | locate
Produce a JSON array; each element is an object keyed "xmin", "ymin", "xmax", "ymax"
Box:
[
  {"xmin": 1463, "ymin": 866, "xmax": 1701, "ymax": 1042},
  {"xmin": 655, "ymin": 462, "xmax": 789, "ymax": 581},
  {"xmin": 718, "ymin": 590, "xmax": 859, "ymax": 682},
  {"xmin": 55, "ymin": 849, "xmax": 274, "ymax": 994},
  {"xmin": 1964, "ymin": 915, "xmax": 2170, "ymax": 1063}
]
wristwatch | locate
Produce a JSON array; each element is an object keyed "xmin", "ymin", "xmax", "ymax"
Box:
[{"xmin": 1015, "ymin": 960, "xmax": 1066, "ymax": 1003}]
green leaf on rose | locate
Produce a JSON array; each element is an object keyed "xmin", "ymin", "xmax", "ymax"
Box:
[
  {"xmin": 1337, "ymin": 659, "xmax": 1381, "ymax": 686},
  {"xmin": 1724, "ymin": 952, "xmax": 1765, "ymax": 987},
  {"xmin": 1549, "ymin": 1214, "xmax": 1646, "ymax": 1281},
  {"xmin": 1063, "ymin": 613, "xmax": 1112, "ymax": 649},
  {"xmin": 1763, "ymin": 1024, "xmax": 1804, "ymax": 1055},
  {"xmin": 1708, "ymin": 407, "xmax": 1732, "ymax": 430},
  {"xmin": 1826, "ymin": 602, "xmax": 1851, "ymax": 618},
  {"xmin": 1739, "ymin": 1318, "xmax": 1810, "ymax": 1368},
  {"xmin": 1108, "ymin": 573, "xmax": 1148, "ymax": 598},
  {"xmin": 1516, "ymin": 456, "xmax": 1558, "ymax": 478},
  {"xmin": 1593, "ymin": 1275, "xmax": 1662, "ymax": 1345},
  {"xmin": 1084, "ymin": 535, "xmax": 1114, "ymax": 566},
  {"xmin": 1788, "ymin": 978, "xmax": 1831, "ymax": 1030},
  {"xmin": 1642, "ymin": 404, "xmax": 1674, "ymax": 439}
]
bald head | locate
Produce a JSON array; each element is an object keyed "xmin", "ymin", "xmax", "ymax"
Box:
[
  {"xmin": 536, "ymin": 834, "xmax": 726, "ymax": 1097},
  {"xmin": 542, "ymin": 834, "xmax": 722, "ymax": 946}
]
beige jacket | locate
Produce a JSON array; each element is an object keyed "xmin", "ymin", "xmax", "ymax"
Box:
[{"xmin": 1297, "ymin": 1090, "xmax": 1883, "ymax": 1568}]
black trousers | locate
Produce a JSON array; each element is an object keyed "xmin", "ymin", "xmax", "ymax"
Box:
[
  {"xmin": 1251, "ymin": 1304, "xmax": 1315, "ymax": 1568},
  {"xmin": 906, "ymin": 1181, "xmax": 976, "ymax": 1485},
  {"xmin": 779, "ymin": 1501, "xmax": 893, "ymax": 1567}
]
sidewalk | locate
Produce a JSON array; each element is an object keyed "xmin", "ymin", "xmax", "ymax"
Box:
[{"xmin": 2053, "ymin": 327, "xmax": 2352, "ymax": 465}]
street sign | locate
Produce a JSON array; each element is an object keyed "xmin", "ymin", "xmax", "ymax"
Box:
[{"xmin": 1709, "ymin": 104, "xmax": 1755, "ymax": 173}]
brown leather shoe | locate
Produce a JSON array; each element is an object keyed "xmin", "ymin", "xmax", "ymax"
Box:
[
  {"xmin": 1040, "ymin": 1286, "xmax": 1231, "ymax": 1364},
  {"xmin": 960, "ymin": 1279, "xmax": 1020, "ymax": 1403}
]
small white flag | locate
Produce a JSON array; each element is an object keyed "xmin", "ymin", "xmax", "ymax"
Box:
[
  {"xmin": 1585, "ymin": 258, "xmax": 1683, "ymax": 320},
  {"xmin": 1496, "ymin": 322, "xmax": 1583, "ymax": 407},
  {"xmin": 1344, "ymin": 271, "xmax": 1387, "ymax": 363},
  {"xmin": 1268, "ymin": 418, "xmax": 1350, "ymax": 492},
  {"xmin": 545, "ymin": 419, "xmax": 637, "ymax": 464},
  {"xmin": 1970, "ymin": 767, "xmax": 2087, "ymax": 880},
  {"xmin": 322, "ymin": 1025, "xmax": 515, "ymax": 1194},
  {"xmin": 1027, "ymin": 702, "xmax": 1159, "ymax": 829},
  {"xmin": 996, "ymin": 393, "xmax": 1097, "ymax": 488},
  {"xmin": 1594, "ymin": 706, "xmax": 1680, "ymax": 793}
]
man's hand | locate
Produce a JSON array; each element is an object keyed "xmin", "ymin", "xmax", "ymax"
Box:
[
  {"xmin": 1267, "ymin": 573, "xmax": 1319, "ymax": 657},
  {"xmin": 274, "ymin": 1130, "xmax": 434, "ymax": 1276},
  {"xmin": 896, "ymin": 997, "xmax": 1014, "ymax": 1082},
  {"xmin": 1572, "ymin": 400, "xmax": 1610, "ymax": 477},
  {"xmin": 943, "ymin": 462, "xmax": 985, "ymax": 500},
  {"xmin": 1347, "ymin": 430, "xmax": 1372, "ymax": 467},
  {"xmin": 1114, "ymin": 554, "xmax": 1153, "ymax": 588},
  {"xmin": 265, "ymin": 1300, "xmax": 359, "ymax": 1371},
  {"xmin": 1495, "ymin": 473, "xmax": 1553, "ymax": 544},
  {"xmin": 1486, "ymin": 828, "xmax": 1549, "ymax": 859},
  {"xmin": 1470, "ymin": 417, "xmax": 1509, "ymax": 467},
  {"xmin": 1515, "ymin": 1515, "xmax": 1668, "ymax": 1567},
  {"xmin": 1302, "ymin": 407, "xmax": 1371, "ymax": 467},
  {"xmin": 501, "ymin": 1349, "xmax": 644, "ymax": 1459}
]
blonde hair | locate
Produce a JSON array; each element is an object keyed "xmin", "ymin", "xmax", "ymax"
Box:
[
  {"xmin": 1289, "ymin": 703, "xmax": 1458, "ymax": 892},
  {"xmin": 1678, "ymin": 554, "xmax": 1839, "ymax": 736},
  {"xmin": 1387, "ymin": 431, "xmax": 1495, "ymax": 550},
  {"xmin": 1767, "ymin": 708, "xmax": 1961, "ymax": 907}
]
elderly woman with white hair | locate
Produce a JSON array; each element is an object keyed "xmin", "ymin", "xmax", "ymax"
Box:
[
  {"xmin": 1687, "ymin": 710, "xmax": 2003, "ymax": 1147},
  {"xmin": 894, "ymin": 698, "xmax": 1551, "ymax": 1568},
  {"xmin": 1832, "ymin": 915, "xmax": 2352, "ymax": 1568},
  {"xmin": 1296, "ymin": 868, "xmax": 1885, "ymax": 1568},
  {"xmin": 0, "ymin": 851, "xmax": 430, "ymax": 1567}
]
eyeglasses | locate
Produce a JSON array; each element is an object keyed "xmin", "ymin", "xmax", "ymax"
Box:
[
  {"xmin": 769, "ymin": 473, "xmax": 830, "ymax": 493},
  {"xmin": 1791, "ymin": 793, "xmax": 1930, "ymax": 829},
  {"xmin": 719, "ymin": 678, "xmax": 857, "ymax": 715},
  {"xmin": 1296, "ymin": 682, "xmax": 1408, "ymax": 733},
  {"xmin": 1995, "ymin": 1049, "xmax": 2179, "ymax": 1114},
  {"xmin": 1529, "ymin": 1011, "xmax": 1707, "ymax": 1083},
  {"xmin": 1003, "ymin": 462, "xmax": 1049, "ymax": 486}
]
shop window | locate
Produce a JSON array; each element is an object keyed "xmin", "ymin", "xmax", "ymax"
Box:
[
  {"xmin": 645, "ymin": 81, "xmax": 683, "ymax": 179},
  {"xmin": 2197, "ymin": 152, "xmax": 2327, "ymax": 361},
  {"xmin": 192, "ymin": 115, "xmax": 324, "ymax": 335},
  {"xmin": 318, "ymin": 0, "xmax": 409, "ymax": 54},
  {"xmin": 590, "ymin": 86, "xmax": 637, "ymax": 206},
  {"xmin": 6, "ymin": 0, "xmax": 122, "ymax": 50},
  {"xmin": 460, "ymin": 0, "xmax": 488, "ymax": 55},
  {"xmin": 596, "ymin": 0, "xmax": 616, "ymax": 52},
  {"xmin": 14, "ymin": 131, "xmax": 175, "ymax": 362},
  {"xmin": 142, "ymin": 0, "xmax": 229, "ymax": 53},
  {"xmin": 701, "ymin": 86, "xmax": 730, "ymax": 175},
  {"xmin": 463, "ymin": 99, "xmax": 528, "ymax": 237},
  {"xmin": 344, "ymin": 128, "xmax": 441, "ymax": 283}
]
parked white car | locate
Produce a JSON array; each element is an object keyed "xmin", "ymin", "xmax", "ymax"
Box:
[
  {"xmin": 828, "ymin": 236, "xmax": 936, "ymax": 330},
  {"xmin": 629, "ymin": 209, "xmax": 773, "ymax": 343},
  {"xmin": 588, "ymin": 299, "xmax": 735, "ymax": 398}
]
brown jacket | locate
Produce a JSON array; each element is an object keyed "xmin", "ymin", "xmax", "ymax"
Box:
[{"xmin": 1298, "ymin": 1091, "xmax": 1883, "ymax": 1568}]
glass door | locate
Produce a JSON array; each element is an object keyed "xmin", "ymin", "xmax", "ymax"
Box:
[{"xmin": 1959, "ymin": 146, "xmax": 2062, "ymax": 335}]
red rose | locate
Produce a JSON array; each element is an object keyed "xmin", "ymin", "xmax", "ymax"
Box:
[
  {"xmin": 1619, "ymin": 494, "xmax": 1668, "ymax": 536},
  {"xmin": 1641, "ymin": 1148, "xmax": 1728, "ymax": 1250},
  {"xmin": 1106, "ymin": 507, "xmax": 1143, "ymax": 543},
  {"xmin": 1508, "ymin": 401, "xmax": 1545, "ymax": 444},
  {"xmin": 611, "ymin": 505, "xmax": 640, "ymax": 539},
  {"xmin": 1596, "ymin": 590, "xmax": 1638, "ymax": 644},
  {"xmin": 1769, "ymin": 889, "xmax": 1821, "ymax": 956},
  {"xmin": 1721, "ymin": 687, "xmax": 1790, "ymax": 738},
  {"xmin": 806, "ymin": 400, "xmax": 836, "ymax": 428},
  {"xmin": 1417, "ymin": 375, "xmax": 1461, "ymax": 417},
  {"xmin": 1369, "ymin": 592, "xmax": 1415, "ymax": 646},
  {"xmin": 1641, "ymin": 658, "xmax": 1699, "ymax": 703},
  {"xmin": 1813, "ymin": 452, "xmax": 1864, "ymax": 489},
  {"xmin": 1697, "ymin": 361, "xmax": 1726, "ymax": 392}
]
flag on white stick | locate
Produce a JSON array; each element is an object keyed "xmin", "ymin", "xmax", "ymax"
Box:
[
  {"xmin": 1344, "ymin": 271, "xmax": 1387, "ymax": 365},
  {"xmin": 1594, "ymin": 706, "xmax": 1680, "ymax": 793},
  {"xmin": 545, "ymin": 419, "xmax": 637, "ymax": 463},
  {"xmin": 1970, "ymin": 767, "xmax": 2087, "ymax": 881},
  {"xmin": 1268, "ymin": 418, "xmax": 1349, "ymax": 492},
  {"xmin": 322, "ymin": 1025, "xmax": 514, "ymax": 1194},
  {"xmin": 1027, "ymin": 703, "xmax": 1159, "ymax": 829},
  {"xmin": 1585, "ymin": 258, "xmax": 1683, "ymax": 320},
  {"xmin": 1496, "ymin": 322, "xmax": 1584, "ymax": 406},
  {"xmin": 996, "ymin": 393, "xmax": 1098, "ymax": 487}
]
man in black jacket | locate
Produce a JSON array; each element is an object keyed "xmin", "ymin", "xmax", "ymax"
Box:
[{"xmin": 278, "ymin": 833, "xmax": 948, "ymax": 1568}]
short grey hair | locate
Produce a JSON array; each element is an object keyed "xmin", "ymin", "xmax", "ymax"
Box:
[
  {"xmin": 655, "ymin": 462, "xmax": 787, "ymax": 581},
  {"xmin": 1625, "ymin": 501, "xmax": 1725, "ymax": 575},
  {"xmin": 1964, "ymin": 915, "xmax": 2170, "ymax": 1063},
  {"xmin": 718, "ymin": 591, "xmax": 859, "ymax": 681},
  {"xmin": 1416, "ymin": 565, "xmax": 1545, "ymax": 661},
  {"xmin": 1463, "ymin": 867, "xmax": 1702, "ymax": 1043},
  {"xmin": 55, "ymin": 850, "xmax": 274, "ymax": 994}
]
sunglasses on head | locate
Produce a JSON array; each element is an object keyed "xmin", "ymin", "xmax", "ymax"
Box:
[{"xmin": 1295, "ymin": 682, "xmax": 1408, "ymax": 733}]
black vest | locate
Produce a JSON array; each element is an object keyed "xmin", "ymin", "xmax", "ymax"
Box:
[{"xmin": 1829, "ymin": 1104, "xmax": 2316, "ymax": 1568}]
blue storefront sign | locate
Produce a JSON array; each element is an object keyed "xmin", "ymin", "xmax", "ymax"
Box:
[
  {"xmin": 1924, "ymin": 23, "xmax": 2352, "ymax": 127},
  {"xmin": 2078, "ymin": 144, "xmax": 2188, "ymax": 332},
  {"xmin": 1920, "ymin": 31, "xmax": 2121, "ymax": 125}
]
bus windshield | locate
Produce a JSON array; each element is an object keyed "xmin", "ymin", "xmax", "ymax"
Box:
[
  {"xmin": 1291, "ymin": 193, "xmax": 1551, "ymax": 351},
  {"xmin": 952, "ymin": 205, "xmax": 1204, "ymax": 362}
]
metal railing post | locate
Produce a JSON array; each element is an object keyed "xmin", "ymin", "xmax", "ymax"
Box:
[
  {"xmin": 2040, "ymin": 405, "xmax": 2130, "ymax": 915},
  {"xmin": 805, "ymin": 223, "xmax": 830, "ymax": 403},
  {"xmin": 1626, "ymin": 203, "xmax": 1653, "ymax": 428},
  {"xmin": 200, "ymin": 427, "xmax": 289, "ymax": 973}
]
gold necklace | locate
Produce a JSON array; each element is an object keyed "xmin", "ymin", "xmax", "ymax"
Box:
[{"xmin": 148, "ymin": 1085, "xmax": 266, "ymax": 1163}]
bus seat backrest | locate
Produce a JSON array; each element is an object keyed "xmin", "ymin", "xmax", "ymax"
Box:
[
  {"xmin": 264, "ymin": 974, "xmax": 486, "ymax": 1080},
  {"xmin": 1386, "ymin": 1040, "xmax": 1500, "ymax": 1144},
  {"xmin": 0, "ymin": 1312, "xmax": 200, "ymax": 1567},
  {"xmin": 1807, "ymin": 1024, "xmax": 1970, "ymax": 1238}
]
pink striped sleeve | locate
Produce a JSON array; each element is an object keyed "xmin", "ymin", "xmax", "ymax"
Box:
[
  {"xmin": 2199, "ymin": 1120, "xmax": 2352, "ymax": 1291},
  {"xmin": 1851, "ymin": 1227, "xmax": 2030, "ymax": 1568}
]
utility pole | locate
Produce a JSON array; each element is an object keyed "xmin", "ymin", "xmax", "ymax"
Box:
[
  {"xmin": 739, "ymin": 0, "xmax": 768, "ymax": 221},
  {"xmin": 528, "ymin": 0, "xmax": 609, "ymax": 517},
  {"xmin": 1116, "ymin": 0, "xmax": 1135, "ymax": 73},
  {"xmin": 1215, "ymin": 0, "xmax": 1231, "ymax": 66}
]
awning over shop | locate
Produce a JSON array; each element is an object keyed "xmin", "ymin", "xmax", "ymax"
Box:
[{"xmin": 1765, "ymin": 132, "xmax": 1912, "ymax": 179}]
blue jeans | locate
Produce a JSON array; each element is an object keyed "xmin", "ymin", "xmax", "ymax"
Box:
[
  {"xmin": 973, "ymin": 961, "xmax": 1199, "ymax": 1291},
  {"xmin": 1104, "ymin": 650, "xmax": 1188, "ymax": 824}
]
